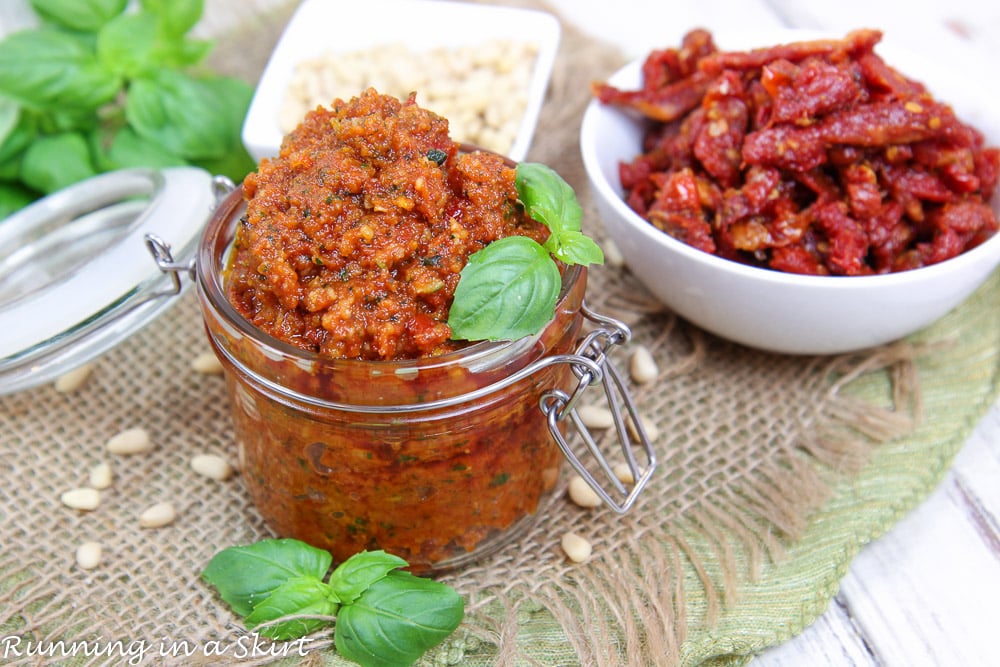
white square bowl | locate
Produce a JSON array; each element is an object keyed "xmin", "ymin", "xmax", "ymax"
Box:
[{"xmin": 241, "ymin": 0, "xmax": 561, "ymax": 163}]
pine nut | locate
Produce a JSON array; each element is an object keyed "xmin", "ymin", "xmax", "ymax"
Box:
[
  {"xmin": 578, "ymin": 404, "xmax": 614, "ymax": 430},
  {"xmin": 76, "ymin": 541, "xmax": 102, "ymax": 569},
  {"xmin": 88, "ymin": 462, "xmax": 113, "ymax": 490},
  {"xmin": 106, "ymin": 427, "xmax": 151, "ymax": 455},
  {"xmin": 191, "ymin": 454, "xmax": 233, "ymax": 481},
  {"xmin": 279, "ymin": 40, "xmax": 539, "ymax": 156},
  {"xmin": 561, "ymin": 532, "xmax": 593, "ymax": 563},
  {"xmin": 191, "ymin": 352, "xmax": 224, "ymax": 375},
  {"xmin": 629, "ymin": 345, "xmax": 658, "ymax": 385},
  {"xmin": 61, "ymin": 488, "xmax": 100, "ymax": 511},
  {"xmin": 603, "ymin": 238, "xmax": 625, "ymax": 267},
  {"xmin": 626, "ymin": 413, "xmax": 660, "ymax": 443},
  {"xmin": 54, "ymin": 363, "xmax": 94, "ymax": 393},
  {"xmin": 139, "ymin": 502, "xmax": 176, "ymax": 528},
  {"xmin": 567, "ymin": 475, "xmax": 602, "ymax": 508},
  {"xmin": 613, "ymin": 462, "xmax": 636, "ymax": 484}
]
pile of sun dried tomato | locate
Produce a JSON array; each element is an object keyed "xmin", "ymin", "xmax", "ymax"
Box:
[{"xmin": 593, "ymin": 29, "xmax": 1000, "ymax": 275}]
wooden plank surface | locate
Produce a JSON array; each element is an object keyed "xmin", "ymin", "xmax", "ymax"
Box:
[{"xmin": 757, "ymin": 402, "xmax": 1000, "ymax": 666}]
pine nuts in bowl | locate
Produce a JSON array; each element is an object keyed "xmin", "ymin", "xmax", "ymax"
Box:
[
  {"xmin": 242, "ymin": 0, "xmax": 561, "ymax": 162},
  {"xmin": 581, "ymin": 28, "xmax": 1000, "ymax": 355}
]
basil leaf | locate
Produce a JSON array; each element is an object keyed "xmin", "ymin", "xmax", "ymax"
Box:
[
  {"xmin": 244, "ymin": 576, "xmax": 339, "ymax": 641},
  {"xmin": 0, "ymin": 101, "xmax": 36, "ymax": 161},
  {"xmin": 125, "ymin": 69, "xmax": 233, "ymax": 160},
  {"xmin": 544, "ymin": 229, "xmax": 605, "ymax": 266},
  {"xmin": 335, "ymin": 571, "xmax": 465, "ymax": 667},
  {"xmin": 0, "ymin": 183, "xmax": 38, "ymax": 219},
  {"xmin": 0, "ymin": 99, "xmax": 18, "ymax": 148},
  {"xmin": 515, "ymin": 162, "xmax": 583, "ymax": 235},
  {"xmin": 106, "ymin": 126, "xmax": 187, "ymax": 170},
  {"xmin": 329, "ymin": 550, "xmax": 408, "ymax": 605},
  {"xmin": 140, "ymin": 0, "xmax": 204, "ymax": 38},
  {"xmin": 97, "ymin": 12, "xmax": 160, "ymax": 78},
  {"xmin": 201, "ymin": 75, "xmax": 254, "ymax": 153},
  {"xmin": 448, "ymin": 235, "xmax": 561, "ymax": 342},
  {"xmin": 0, "ymin": 29, "xmax": 121, "ymax": 111},
  {"xmin": 202, "ymin": 538, "xmax": 333, "ymax": 617},
  {"xmin": 20, "ymin": 132, "xmax": 96, "ymax": 194},
  {"xmin": 30, "ymin": 0, "xmax": 127, "ymax": 32}
]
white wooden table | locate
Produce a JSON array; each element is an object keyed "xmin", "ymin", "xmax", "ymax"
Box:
[
  {"xmin": 547, "ymin": 1, "xmax": 1000, "ymax": 664},
  {"xmin": 2, "ymin": 1, "xmax": 996, "ymax": 664}
]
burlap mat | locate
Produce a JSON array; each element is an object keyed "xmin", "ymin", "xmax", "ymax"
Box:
[{"xmin": 2, "ymin": 1, "xmax": 999, "ymax": 665}]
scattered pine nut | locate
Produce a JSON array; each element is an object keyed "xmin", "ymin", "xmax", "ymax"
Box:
[
  {"xmin": 76, "ymin": 541, "xmax": 102, "ymax": 570},
  {"xmin": 138, "ymin": 502, "xmax": 176, "ymax": 528},
  {"xmin": 191, "ymin": 352, "xmax": 224, "ymax": 375},
  {"xmin": 603, "ymin": 238, "xmax": 625, "ymax": 268},
  {"xmin": 578, "ymin": 404, "xmax": 614, "ymax": 430},
  {"xmin": 613, "ymin": 462, "xmax": 636, "ymax": 484},
  {"xmin": 567, "ymin": 475, "xmax": 602, "ymax": 508},
  {"xmin": 626, "ymin": 413, "xmax": 660, "ymax": 443},
  {"xmin": 190, "ymin": 454, "xmax": 233, "ymax": 481},
  {"xmin": 629, "ymin": 345, "xmax": 658, "ymax": 385},
  {"xmin": 105, "ymin": 427, "xmax": 152, "ymax": 455},
  {"xmin": 54, "ymin": 363, "xmax": 94, "ymax": 393},
  {"xmin": 561, "ymin": 532, "xmax": 593, "ymax": 563},
  {"xmin": 88, "ymin": 462, "xmax": 113, "ymax": 490},
  {"xmin": 61, "ymin": 488, "xmax": 100, "ymax": 511}
]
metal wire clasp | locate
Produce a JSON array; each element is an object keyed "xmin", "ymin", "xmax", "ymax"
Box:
[
  {"xmin": 541, "ymin": 304, "xmax": 658, "ymax": 513},
  {"xmin": 143, "ymin": 174, "xmax": 236, "ymax": 295}
]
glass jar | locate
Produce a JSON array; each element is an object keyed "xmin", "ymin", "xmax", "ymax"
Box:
[
  {"xmin": 0, "ymin": 165, "xmax": 655, "ymax": 574},
  {"xmin": 195, "ymin": 186, "xmax": 654, "ymax": 574}
]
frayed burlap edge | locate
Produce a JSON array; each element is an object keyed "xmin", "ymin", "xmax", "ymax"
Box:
[{"xmin": 445, "ymin": 333, "xmax": 925, "ymax": 667}]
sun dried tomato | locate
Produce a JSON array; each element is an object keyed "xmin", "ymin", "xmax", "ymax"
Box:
[{"xmin": 593, "ymin": 28, "xmax": 999, "ymax": 274}]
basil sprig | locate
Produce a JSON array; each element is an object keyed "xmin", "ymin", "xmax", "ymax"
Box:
[
  {"xmin": 0, "ymin": 0, "xmax": 255, "ymax": 219},
  {"xmin": 448, "ymin": 162, "xmax": 604, "ymax": 342},
  {"xmin": 202, "ymin": 539, "xmax": 464, "ymax": 667}
]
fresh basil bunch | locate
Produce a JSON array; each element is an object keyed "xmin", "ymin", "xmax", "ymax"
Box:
[
  {"xmin": 0, "ymin": 0, "xmax": 256, "ymax": 218},
  {"xmin": 202, "ymin": 539, "xmax": 465, "ymax": 667},
  {"xmin": 447, "ymin": 162, "xmax": 604, "ymax": 341}
]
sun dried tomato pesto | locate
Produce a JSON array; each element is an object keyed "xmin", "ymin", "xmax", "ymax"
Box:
[
  {"xmin": 202, "ymin": 89, "xmax": 584, "ymax": 572},
  {"xmin": 226, "ymin": 89, "xmax": 547, "ymax": 360}
]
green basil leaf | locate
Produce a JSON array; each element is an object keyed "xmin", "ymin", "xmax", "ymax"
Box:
[
  {"xmin": 0, "ymin": 29, "xmax": 121, "ymax": 111},
  {"xmin": 30, "ymin": 0, "xmax": 127, "ymax": 32},
  {"xmin": 335, "ymin": 571, "xmax": 464, "ymax": 667},
  {"xmin": 0, "ymin": 156, "xmax": 22, "ymax": 182},
  {"xmin": 106, "ymin": 126, "xmax": 186, "ymax": 170},
  {"xmin": 0, "ymin": 101, "xmax": 36, "ymax": 161},
  {"xmin": 515, "ymin": 162, "xmax": 582, "ymax": 235},
  {"xmin": 158, "ymin": 37, "xmax": 213, "ymax": 68},
  {"xmin": 544, "ymin": 229, "xmax": 605, "ymax": 266},
  {"xmin": 244, "ymin": 576, "xmax": 339, "ymax": 641},
  {"xmin": 202, "ymin": 538, "xmax": 333, "ymax": 617},
  {"xmin": 448, "ymin": 235, "xmax": 561, "ymax": 342},
  {"xmin": 192, "ymin": 147, "xmax": 256, "ymax": 185},
  {"xmin": 140, "ymin": 0, "xmax": 204, "ymax": 38},
  {"xmin": 329, "ymin": 550, "xmax": 408, "ymax": 605},
  {"xmin": 0, "ymin": 98, "xmax": 18, "ymax": 147},
  {"xmin": 20, "ymin": 132, "xmax": 96, "ymax": 194},
  {"xmin": 0, "ymin": 183, "xmax": 38, "ymax": 219},
  {"xmin": 96, "ymin": 12, "xmax": 159, "ymax": 78},
  {"xmin": 125, "ymin": 69, "xmax": 232, "ymax": 160}
]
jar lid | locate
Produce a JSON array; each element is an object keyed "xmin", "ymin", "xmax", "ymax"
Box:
[{"xmin": 0, "ymin": 167, "xmax": 217, "ymax": 394}]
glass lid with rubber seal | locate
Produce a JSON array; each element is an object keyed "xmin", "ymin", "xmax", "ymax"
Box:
[{"xmin": 0, "ymin": 166, "xmax": 224, "ymax": 395}]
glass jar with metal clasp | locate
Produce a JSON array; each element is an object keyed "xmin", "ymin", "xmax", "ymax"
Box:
[{"xmin": 0, "ymin": 166, "xmax": 657, "ymax": 573}]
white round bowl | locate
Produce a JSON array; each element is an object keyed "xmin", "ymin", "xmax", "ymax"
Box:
[{"xmin": 580, "ymin": 39, "xmax": 1000, "ymax": 355}]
